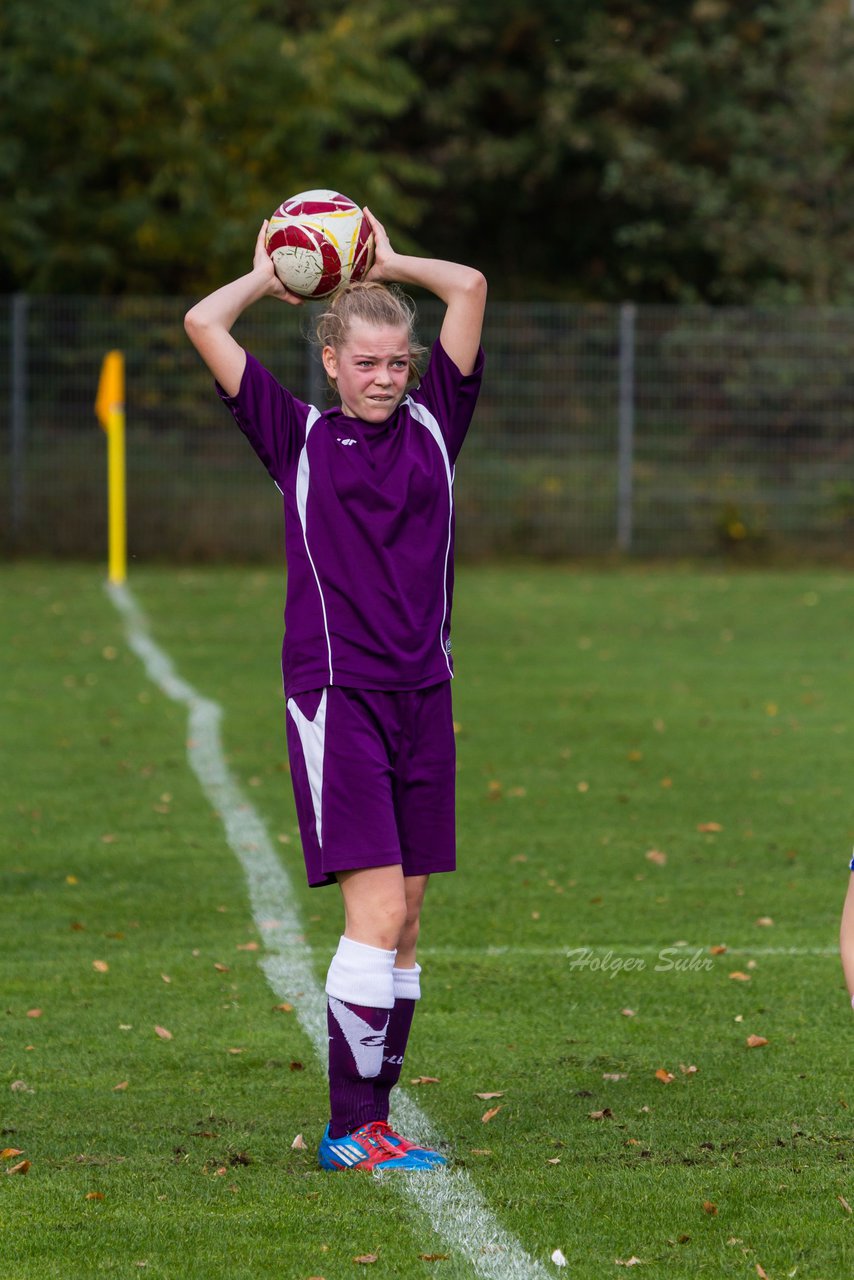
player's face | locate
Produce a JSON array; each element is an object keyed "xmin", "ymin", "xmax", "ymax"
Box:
[{"xmin": 323, "ymin": 321, "xmax": 410, "ymax": 423}]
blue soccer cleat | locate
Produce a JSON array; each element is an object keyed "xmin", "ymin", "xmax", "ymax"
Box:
[
  {"xmin": 372, "ymin": 1120, "xmax": 447, "ymax": 1167},
  {"xmin": 317, "ymin": 1120, "xmax": 443, "ymax": 1171}
]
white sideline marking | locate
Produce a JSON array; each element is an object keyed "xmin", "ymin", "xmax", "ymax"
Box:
[{"xmin": 108, "ymin": 583, "xmax": 549, "ymax": 1280}]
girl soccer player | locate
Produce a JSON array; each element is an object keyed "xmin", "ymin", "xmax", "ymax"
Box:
[{"xmin": 184, "ymin": 210, "xmax": 486, "ymax": 1172}]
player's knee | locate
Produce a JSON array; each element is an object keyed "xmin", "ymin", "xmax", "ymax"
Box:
[{"xmin": 398, "ymin": 908, "xmax": 421, "ymax": 956}]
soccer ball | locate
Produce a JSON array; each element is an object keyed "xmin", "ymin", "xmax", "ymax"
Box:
[{"xmin": 265, "ymin": 190, "xmax": 374, "ymax": 298}]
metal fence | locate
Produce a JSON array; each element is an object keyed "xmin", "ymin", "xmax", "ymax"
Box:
[{"xmin": 2, "ymin": 294, "xmax": 853, "ymax": 561}]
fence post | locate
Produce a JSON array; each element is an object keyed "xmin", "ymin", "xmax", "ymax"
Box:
[
  {"xmin": 9, "ymin": 292, "xmax": 29, "ymax": 543},
  {"xmin": 305, "ymin": 302, "xmax": 327, "ymax": 407},
  {"xmin": 616, "ymin": 301, "xmax": 636, "ymax": 553}
]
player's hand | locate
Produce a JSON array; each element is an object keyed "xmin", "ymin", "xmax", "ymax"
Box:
[
  {"xmin": 362, "ymin": 208, "xmax": 397, "ymax": 282},
  {"xmin": 253, "ymin": 221, "xmax": 303, "ymax": 305}
]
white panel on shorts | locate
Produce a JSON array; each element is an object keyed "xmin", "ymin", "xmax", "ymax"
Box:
[{"xmin": 286, "ymin": 688, "xmax": 328, "ymax": 847}]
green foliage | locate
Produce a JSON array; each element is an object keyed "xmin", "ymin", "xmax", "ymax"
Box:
[
  {"xmin": 4, "ymin": 1, "xmax": 854, "ymax": 300},
  {"xmin": 0, "ymin": 0, "xmax": 438, "ymax": 293}
]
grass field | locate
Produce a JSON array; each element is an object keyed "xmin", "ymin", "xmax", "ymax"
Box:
[{"xmin": 3, "ymin": 562, "xmax": 854, "ymax": 1279}]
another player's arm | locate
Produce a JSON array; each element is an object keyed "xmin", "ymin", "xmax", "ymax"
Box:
[
  {"xmin": 184, "ymin": 222, "xmax": 302, "ymax": 397},
  {"xmin": 363, "ymin": 210, "xmax": 486, "ymax": 377},
  {"xmin": 840, "ymin": 872, "xmax": 854, "ymax": 1004}
]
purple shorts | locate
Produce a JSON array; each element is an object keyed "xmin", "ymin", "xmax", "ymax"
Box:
[{"xmin": 285, "ymin": 682, "xmax": 456, "ymax": 888}]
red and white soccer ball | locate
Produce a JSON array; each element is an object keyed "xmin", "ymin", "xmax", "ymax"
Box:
[{"xmin": 265, "ymin": 189, "xmax": 375, "ymax": 299}]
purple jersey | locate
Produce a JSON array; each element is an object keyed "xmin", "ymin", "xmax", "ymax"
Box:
[{"xmin": 218, "ymin": 339, "xmax": 484, "ymax": 695}]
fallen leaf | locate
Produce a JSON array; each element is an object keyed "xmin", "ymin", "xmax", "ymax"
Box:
[
  {"xmin": 729, "ymin": 972, "xmax": 751, "ymax": 982},
  {"xmin": 679, "ymin": 1064, "xmax": 699, "ymax": 1075},
  {"xmin": 1, "ymin": 1149, "xmax": 24, "ymax": 1159},
  {"xmin": 154, "ymin": 1025, "xmax": 173, "ymax": 1041},
  {"xmin": 227, "ymin": 1048, "xmax": 243, "ymax": 1055},
  {"xmin": 551, "ymin": 1248, "xmax": 568, "ymax": 1267},
  {"xmin": 546, "ymin": 1157, "xmax": 561, "ymax": 1165},
  {"xmin": 709, "ymin": 944, "xmax": 727, "ymax": 955},
  {"xmin": 26, "ymin": 1009, "xmax": 42, "ymax": 1019},
  {"xmin": 645, "ymin": 849, "xmax": 667, "ymax": 865},
  {"xmin": 161, "ymin": 974, "xmax": 171, "ymax": 984},
  {"xmin": 615, "ymin": 1258, "xmax": 643, "ymax": 1268},
  {"xmin": 92, "ymin": 960, "xmax": 109, "ymax": 973},
  {"xmin": 10, "ymin": 1080, "xmax": 32, "ymax": 1093},
  {"xmin": 410, "ymin": 1076, "xmax": 440, "ymax": 1085},
  {"xmin": 6, "ymin": 1160, "xmax": 31, "ymax": 1175},
  {"xmin": 621, "ymin": 1008, "xmax": 636, "ymax": 1017},
  {"xmin": 588, "ymin": 1108, "xmax": 613, "ymax": 1120},
  {"xmin": 353, "ymin": 1255, "xmax": 378, "ymax": 1265},
  {"xmin": 474, "ymin": 1091, "xmax": 505, "ymax": 1100},
  {"xmin": 703, "ymin": 1201, "xmax": 718, "ymax": 1215},
  {"xmin": 469, "ymin": 1148, "xmax": 492, "ymax": 1155},
  {"xmin": 839, "ymin": 1194, "xmax": 852, "ymax": 1214},
  {"xmin": 603, "ymin": 1073, "xmax": 628, "ymax": 1081},
  {"xmin": 273, "ymin": 1002, "xmax": 293, "ymax": 1013},
  {"xmin": 85, "ymin": 1191, "xmax": 105, "ymax": 1201},
  {"xmin": 419, "ymin": 1255, "xmax": 450, "ymax": 1263},
  {"xmin": 289, "ymin": 1061, "xmax": 304, "ymax": 1071},
  {"xmin": 481, "ymin": 1105, "xmax": 502, "ymax": 1123},
  {"xmin": 113, "ymin": 1081, "xmax": 129, "ymax": 1092},
  {"xmin": 214, "ymin": 963, "xmax": 229, "ymax": 973},
  {"xmin": 755, "ymin": 1266, "xmax": 770, "ymax": 1280},
  {"xmin": 746, "ymin": 1035, "xmax": 768, "ymax": 1048},
  {"xmin": 655, "ymin": 1069, "xmax": 675, "ymax": 1084},
  {"xmin": 291, "ymin": 1134, "xmax": 307, "ymax": 1150},
  {"xmin": 236, "ymin": 941, "xmax": 259, "ymax": 952},
  {"xmin": 697, "ymin": 822, "xmax": 722, "ymax": 833},
  {"xmin": 755, "ymin": 916, "xmax": 774, "ymax": 927}
]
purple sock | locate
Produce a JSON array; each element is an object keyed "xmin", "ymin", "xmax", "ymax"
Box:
[
  {"xmin": 327, "ymin": 997, "xmax": 390, "ymax": 1139},
  {"xmin": 374, "ymin": 997, "xmax": 416, "ymax": 1123}
]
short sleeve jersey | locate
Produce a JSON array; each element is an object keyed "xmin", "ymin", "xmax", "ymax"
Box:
[{"xmin": 217, "ymin": 339, "xmax": 484, "ymax": 696}]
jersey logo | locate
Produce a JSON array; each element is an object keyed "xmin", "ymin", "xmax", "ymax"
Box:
[{"xmin": 336, "ymin": 436, "xmax": 357, "ymax": 446}]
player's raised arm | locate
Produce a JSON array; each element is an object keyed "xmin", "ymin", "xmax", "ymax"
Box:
[
  {"xmin": 184, "ymin": 221, "xmax": 303, "ymax": 397},
  {"xmin": 363, "ymin": 209, "xmax": 486, "ymax": 377}
]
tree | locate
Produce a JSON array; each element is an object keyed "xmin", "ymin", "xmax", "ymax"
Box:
[{"xmin": 0, "ymin": 0, "xmax": 439, "ymax": 293}]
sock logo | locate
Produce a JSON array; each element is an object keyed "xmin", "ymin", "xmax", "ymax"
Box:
[{"xmin": 328, "ymin": 998, "xmax": 389, "ymax": 1079}]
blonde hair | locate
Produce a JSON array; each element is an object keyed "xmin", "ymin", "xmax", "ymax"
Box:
[{"xmin": 314, "ymin": 281, "xmax": 427, "ymax": 391}]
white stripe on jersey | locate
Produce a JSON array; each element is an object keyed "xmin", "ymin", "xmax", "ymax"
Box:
[
  {"xmin": 295, "ymin": 407, "xmax": 334, "ymax": 685},
  {"xmin": 286, "ymin": 688, "xmax": 327, "ymax": 847},
  {"xmin": 405, "ymin": 398, "xmax": 454, "ymax": 679}
]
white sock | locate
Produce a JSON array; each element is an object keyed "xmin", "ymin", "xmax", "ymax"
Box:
[
  {"xmin": 392, "ymin": 962, "xmax": 422, "ymax": 1002},
  {"xmin": 325, "ymin": 935, "xmax": 396, "ymax": 1010}
]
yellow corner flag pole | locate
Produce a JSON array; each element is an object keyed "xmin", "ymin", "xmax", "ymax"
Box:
[{"xmin": 95, "ymin": 351, "xmax": 127, "ymax": 585}]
